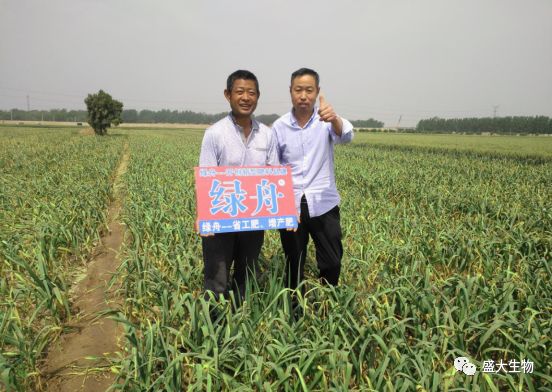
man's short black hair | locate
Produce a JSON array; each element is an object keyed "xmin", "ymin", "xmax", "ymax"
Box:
[
  {"xmin": 226, "ymin": 70, "xmax": 259, "ymax": 94},
  {"xmin": 291, "ymin": 68, "xmax": 320, "ymax": 87}
]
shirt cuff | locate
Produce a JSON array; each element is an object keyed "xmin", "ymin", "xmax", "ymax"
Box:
[{"xmin": 330, "ymin": 117, "xmax": 354, "ymax": 144}]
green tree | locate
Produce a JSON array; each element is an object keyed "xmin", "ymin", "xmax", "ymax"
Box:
[
  {"xmin": 84, "ymin": 90, "xmax": 123, "ymax": 135},
  {"xmin": 122, "ymin": 109, "xmax": 138, "ymax": 123},
  {"xmin": 351, "ymin": 118, "xmax": 384, "ymax": 128}
]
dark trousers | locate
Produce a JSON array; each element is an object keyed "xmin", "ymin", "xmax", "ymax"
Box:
[
  {"xmin": 279, "ymin": 196, "xmax": 343, "ymax": 291},
  {"xmin": 202, "ymin": 230, "xmax": 264, "ymax": 305}
]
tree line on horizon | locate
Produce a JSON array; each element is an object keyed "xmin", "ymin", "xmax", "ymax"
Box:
[
  {"xmin": 0, "ymin": 109, "xmax": 270, "ymax": 126},
  {"xmin": 2, "ymin": 109, "xmax": 551, "ymax": 134},
  {"xmin": 416, "ymin": 116, "xmax": 552, "ymax": 134},
  {"xmin": 0, "ymin": 108, "xmax": 384, "ymax": 128},
  {"xmin": 0, "ymin": 108, "xmax": 228, "ymax": 124}
]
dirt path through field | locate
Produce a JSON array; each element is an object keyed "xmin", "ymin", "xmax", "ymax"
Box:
[{"xmin": 41, "ymin": 142, "xmax": 129, "ymax": 392}]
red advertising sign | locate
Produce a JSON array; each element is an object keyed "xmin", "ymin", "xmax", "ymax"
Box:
[{"xmin": 194, "ymin": 166, "xmax": 298, "ymax": 234}]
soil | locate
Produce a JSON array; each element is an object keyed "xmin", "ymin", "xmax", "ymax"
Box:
[{"xmin": 41, "ymin": 143, "xmax": 129, "ymax": 392}]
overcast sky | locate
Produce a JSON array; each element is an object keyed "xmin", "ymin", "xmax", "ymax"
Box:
[{"xmin": 1, "ymin": 0, "xmax": 551, "ymax": 126}]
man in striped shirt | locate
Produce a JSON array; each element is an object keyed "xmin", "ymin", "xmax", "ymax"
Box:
[{"xmin": 199, "ymin": 70, "xmax": 279, "ymax": 307}]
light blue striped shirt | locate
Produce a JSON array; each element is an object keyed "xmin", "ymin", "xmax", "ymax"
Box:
[
  {"xmin": 199, "ymin": 114, "xmax": 279, "ymax": 167},
  {"xmin": 272, "ymin": 108, "xmax": 353, "ymax": 217}
]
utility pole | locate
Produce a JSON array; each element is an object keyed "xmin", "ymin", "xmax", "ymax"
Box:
[
  {"xmin": 26, "ymin": 95, "xmax": 30, "ymax": 111},
  {"xmin": 397, "ymin": 115, "xmax": 402, "ymax": 129},
  {"xmin": 10, "ymin": 109, "xmax": 13, "ymax": 121},
  {"xmin": 492, "ymin": 105, "xmax": 500, "ymax": 134}
]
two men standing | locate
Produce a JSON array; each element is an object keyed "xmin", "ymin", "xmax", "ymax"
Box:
[{"xmin": 198, "ymin": 68, "xmax": 353, "ymax": 304}]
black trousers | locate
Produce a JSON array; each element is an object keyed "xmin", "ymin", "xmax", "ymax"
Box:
[
  {"xmin": 279, "ymin": 196, "xmax": 343, "ymax": 290},
  {"xmin": 202, "ymin": 230, "xmax": 264, "ymax": 304}
]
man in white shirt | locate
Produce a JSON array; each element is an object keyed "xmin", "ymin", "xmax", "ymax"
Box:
[
  {"xmin": 272, "ymin": 68, "xmax": 353, "ymax": 292},
  {"xmin": 199, "ymin": 70, "xmax": 279, "ymax": 306}
]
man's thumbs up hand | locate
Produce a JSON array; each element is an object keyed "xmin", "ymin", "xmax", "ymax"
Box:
[
  {"xmin": 317, "ymin": 93, "xmax": 338, "ymax": 123},
  {"xmin": 319, "ymin": 94, "xmax": 328, "ymax": 109},
  {"xmin": 317, "ymin": 92, "xmax": 344, "ymax": 135}
]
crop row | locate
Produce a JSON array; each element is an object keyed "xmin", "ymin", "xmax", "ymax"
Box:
[{"xmin": 0, "ymin": 127, "xmax": 125, "ymax": 390}]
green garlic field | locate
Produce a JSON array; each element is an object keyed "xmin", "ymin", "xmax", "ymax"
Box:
[{"xmin": 1, "ymin": 126, "xmax": 550, "ymax": 391}]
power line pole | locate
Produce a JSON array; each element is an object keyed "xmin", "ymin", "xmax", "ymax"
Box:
[
  {"xmin": 26, "ymin": 95, "xmax": 30, "ymax": 111},
  {"xmin": 493, "ymin": 105, "xmax": 499, "ymax": 118}
]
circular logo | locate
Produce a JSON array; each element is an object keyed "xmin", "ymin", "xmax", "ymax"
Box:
[{"xmin": 454, "ymin": 357, "xmax": 469, "ymax": 372}]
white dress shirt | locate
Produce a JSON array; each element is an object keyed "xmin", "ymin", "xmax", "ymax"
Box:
[
  {"xmin": 199, "ymin": 114, "xmax": 279, "ymax": 167},
  {"xmin": 272, "ymin": 108, "xmax": 353, "ymax": 217}
]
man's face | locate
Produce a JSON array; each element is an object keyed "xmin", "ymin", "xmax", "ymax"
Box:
[
  {"xmin": 224, "ymin": 79, "xmax": 258, "ymax": 118},
  {"xmin": 290, "ymin": 74, "xmax": 319, "ymax": 113}
]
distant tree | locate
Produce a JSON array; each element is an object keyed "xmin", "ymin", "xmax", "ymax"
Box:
[
  {"xmin": 137, "ymin": 109, "xmax": 155, "ymax": 123},
  {"xmin": 122, "ymin": 109, "xmax": 138, "ymax": 123},
  {"xmin": 255, "ymin": 114, "xmax": 279, "ymax": 126},
  {"xmin": 351, "ymin": 118, "xmax": 384, "ymax": 128},
  {"xmin": 84, "ymin": 90, "xmax": 123, "ymax": 135}
]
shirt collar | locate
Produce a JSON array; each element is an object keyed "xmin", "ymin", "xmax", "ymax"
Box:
[
  {"xmin": 228, "ymin": 112, "xmax": 259, "ymax": 132},
  {"xmin": 290, "ymin": 107, "xmax": 319, "ymax": 128}
]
